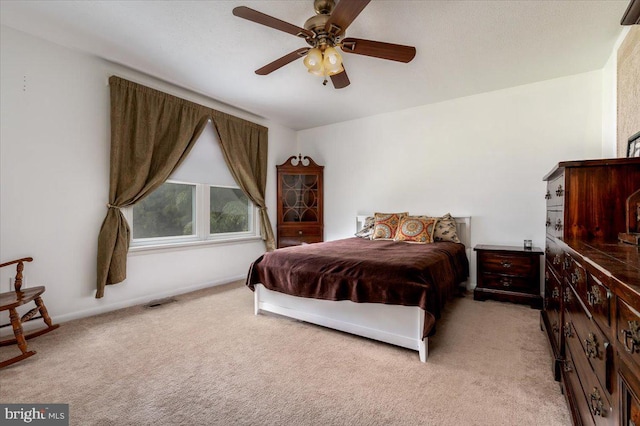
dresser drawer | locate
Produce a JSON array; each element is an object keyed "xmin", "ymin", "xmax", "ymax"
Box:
[
  {"xmin": 619, "ymin": 361, "xmax": 640, "ymax": 426},
  {"xmin": 478, "ymin": 252, "xmax": 537, "ymax": 276},
  {"xmin": 546, "ymin": 173, "xmax": 565, "ymax": 208},
  {"xmin": 546, "ymin": 209, "xmax": 564, "ymax": 239},
  {"xmin": 563, "ymin": 345, "xmax": 593, "ymax": 426},
  {"xmin": 585, "ymin": 265, "xmax": 612, "ymax": 332},
  {"xmin": 565, "ymin": 321, "xmax": 615, "ymax": 425},
  {"xmin": 617, "ymin": 298, "xmax": 640, "ymax": 370},
  {"xmin": 279, "ymin": 226, "xmax": 322, "ymax": 238},
  {"xmin": 545, "ymin": 237, "xmax": 564, "ymax": 278},
  {"xmin": 565, "ymin": 284, "xmax": 612, "ymax": 393},
  {"xmin": 566, "ymin": 253, "xmax": 587, "ymax": 303}
]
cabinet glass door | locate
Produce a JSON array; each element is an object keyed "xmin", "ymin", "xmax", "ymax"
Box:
[{"xmin": 281, "ymin": 173, "xmax": 318, "ymax": 222}]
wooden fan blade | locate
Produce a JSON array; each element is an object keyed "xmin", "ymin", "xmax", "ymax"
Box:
[
  {"xmin": 330, "ymin": 68, "xmax": 350, "ymax": 89},
  {"xmin": 325, "ymin": 0, "xmax": 371, "ymax": 36},
  {"xmin": 341, "ymin": 37, "xmax": 416, "ymax": 63},
  {"xmin": 233, "ymin": 6, "xmax": 314, "ymax": 39},
  {"xmin": 255, "ymin": 48, "xmax": 310, "ymax": 75}
]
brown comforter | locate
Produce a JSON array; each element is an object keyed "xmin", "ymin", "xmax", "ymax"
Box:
[{"xmin": 246, "ymin": 237, "xmax": 469, "ymax": 338}]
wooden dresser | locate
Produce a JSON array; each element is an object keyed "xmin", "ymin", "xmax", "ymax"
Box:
[
  {"xmin": 540, "ymin": 158, "xmax": 640, "ymax": 425},
  {"xmin": 276, "ymin": 155, "xmax": 323, "ymax": 248}
]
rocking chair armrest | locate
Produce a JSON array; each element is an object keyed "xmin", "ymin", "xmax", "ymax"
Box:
[{"xmin": 0, "ymin": 257, "xmax": 33, "ymax": 269}]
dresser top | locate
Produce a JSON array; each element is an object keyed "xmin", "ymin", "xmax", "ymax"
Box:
[
  {"xmin": 565, "ymin": 238, "xmax": 640, "ymax": 292},
  {"xmin": 543, "ymin": 157, "xmax": 640, "ymax": 181}
]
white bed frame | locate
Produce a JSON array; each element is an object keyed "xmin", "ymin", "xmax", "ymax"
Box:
[{"xmin": 254, "ymin": 215, "xmax": 471, "ymax": 362}]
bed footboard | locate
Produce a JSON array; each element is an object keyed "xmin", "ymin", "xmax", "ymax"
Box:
[{"xmin": 254, "ymin": 284, "xmax": 429, "ymax": 362}]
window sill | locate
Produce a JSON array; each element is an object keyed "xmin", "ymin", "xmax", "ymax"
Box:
[{"xmin": 128, "ymin": 235, "xmax": 263, "ymax": 256}]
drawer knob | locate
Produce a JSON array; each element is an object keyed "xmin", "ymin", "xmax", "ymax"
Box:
[
  {"xmin": 545, "ymin": 218, "xmax": 551, "ymax": 228},
  {"xmin": 589, "ymin": 388, "xmax": 605, "ymax": 417},
  {"xmin": 563, "ymin": 360, "xmax": 573, "ymax": 373},
  {"xmin": 545, "ymin": 190, "xmax": 551, "ymax": 200},
  {"xmin": 551, "ymin": 321, "xmax": 560, "ymax": 334},
  {"xmin": 298, "ymin": 230, "xmax": 303, "ymax": 235},
  {"xmin": 563, "ymin": 287, "xmax": 572, "ymax": 303},
  {"xmin": 555, "ymin": 185, "xmax": 564, "ymax": 197},
  {"xmin": 621, "ymin": 321, "xmax": 640, "ymax": 354},
  {"xmin": 551, "ymin": 287, "xmax": 560, "ymax": 299},
  {"xmin": 500, "ymin": 261, "xmax": 512, "ymax": 269},
  {"xmin": 585, "ymin": 333, "xmax": 599, "ymax": 359},
  {"xmin": 554, "ymin": 219, "xmax": 563, "ymax": 231}
]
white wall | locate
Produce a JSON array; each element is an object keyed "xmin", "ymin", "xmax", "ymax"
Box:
[
  {"xmin": 0, "ymin": 26, "xmax": 296, "ymax": 323},
  {"xmin": 298, "ymin": 71, "xmax": 604, "ymax": 285}
]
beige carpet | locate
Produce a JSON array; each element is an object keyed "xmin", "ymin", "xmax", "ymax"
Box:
[{"xmin": 0, "ymin": 282, "xmax": 571, "ymax": 425}]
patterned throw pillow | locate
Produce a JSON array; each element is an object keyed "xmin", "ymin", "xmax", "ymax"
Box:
[
  {"xmin": 433, "ymin": 213, "xmax": 461, "ymax": 243},
  {"xmin": 372, "ymin": 212, "xmax": 408, "ymax": 240},
  {"xmin": 355, "ymin": 216, "xmax": 375, "ymax": 239},
  {"xmin": 393, "ymin": 216, "xmax": 438, "ymax": 243}
]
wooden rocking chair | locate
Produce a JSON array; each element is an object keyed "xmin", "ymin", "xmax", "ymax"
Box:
[{"xmin": 0, "ymin": 257, "xmax": 59, "ymax": 368}]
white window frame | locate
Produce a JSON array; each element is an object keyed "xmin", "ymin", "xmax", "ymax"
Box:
[{"xmin": 124, "ymin": 180, "xmax": 260, "ymax": 252}]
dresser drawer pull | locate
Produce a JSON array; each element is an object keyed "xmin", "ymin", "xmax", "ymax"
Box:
[
  {"xmin": 551, "ymin": 287, "xmax": 560, "ymax": 299},
  {"xmin": 500, "ymin": 261, "xmax": 512, "ymax": 269},
  {"xmin": 621, "ymin": 321, "xmax": 640, "ymax": 354},
  {"xmin": 551, "ymin": 321, "xmax": 560, "ymax": 334},
  {"xmin": 555, "ymin": 185, "xmax": 564, "ymax": 197},
  {"xmin": 554, "ymin": 219, "xmax": 563, "ymax": 231},
  {"xmin": 563, "ymin": 323, "xmax": 574, "ymax": 338},
  {"xmin": 589, "ymin": 387, "xmax": 605, "ymax": 417},
  {"xmin": 500, "ymin": 277, "xmax": 512, "ymax": 287},
  {"xmin": 570, "ymin": 269, "xmax": 583, "ymax": 286},
  {"xmin": 545, "ymin": 217, "xmax": 551, "ymax": 228},
  {"xmin": 298, "ymin": 230, "xmax": 303, "ymax": 235},
  {"xmin": 587, "ymin": 286, "xmax": 603, "ymax": 307},
  {"xmin": 563, "ymin": 287, "xmax": 572, "ymax": 303},
  {"xmin": 545, "ymin": 190, "xmax": 551, "ymax": 200},
  {"xmin": 585, "ymin": 333, "xmax": 599, "ymax": 359}
]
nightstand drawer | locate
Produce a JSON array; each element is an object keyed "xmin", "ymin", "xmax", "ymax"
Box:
[
  {"xmin": 480, "ymin": 273, "xmax": 536, "ymax": 292},
  {"xmin": 478, "ymin": 252, "xmax": 537, "ymax": 276}
]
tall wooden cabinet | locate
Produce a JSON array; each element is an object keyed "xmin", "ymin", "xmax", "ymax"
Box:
[
  {"xmin": 276, "ymin": 155, "xmax": 323, "ymax": 248},
  {"xmin": 540, "ymin": 158, "xmax": 640, "ymax": 425}
]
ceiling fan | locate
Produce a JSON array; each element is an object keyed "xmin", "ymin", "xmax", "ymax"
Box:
[{"xmin": 232, "ymin": 0, "xmax": 416, "ymax": 89}]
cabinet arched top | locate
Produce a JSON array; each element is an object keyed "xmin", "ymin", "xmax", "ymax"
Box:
[{"xmin": 277, "ymin": 154, "xmax": 324, "ymax": 170}]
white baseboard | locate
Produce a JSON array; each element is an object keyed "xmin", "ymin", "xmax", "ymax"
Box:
[{"xmin": 0, "ymin": 275, "xmax": 245, "ymax": 337}]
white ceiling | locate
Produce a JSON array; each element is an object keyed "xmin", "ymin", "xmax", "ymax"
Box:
[{"xmin": 0, "ymin": 0, "xmax": 630, "ymax": 130}]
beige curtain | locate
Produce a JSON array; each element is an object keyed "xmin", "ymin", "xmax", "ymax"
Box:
[{"xmin": 96, "ymin": 76, "xmax": 275, "ymax": 298}]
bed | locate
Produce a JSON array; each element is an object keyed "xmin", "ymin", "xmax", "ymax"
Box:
[{"xmin": 246, "ymin": 215, "xmax": 471, "ymax": 362}]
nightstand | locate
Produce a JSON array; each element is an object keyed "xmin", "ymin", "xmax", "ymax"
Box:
[{"xmin": 473, "ymin": 244, "xmax": 543, "ymax": 309}]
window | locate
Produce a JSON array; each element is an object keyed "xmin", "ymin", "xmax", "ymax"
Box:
[
  {"xmin": 127, "ymin": 122, "xmax": 259, "ymax": 249},
  {"xmin": 133, "ymin": 182, "xmax": 196, "ymax": 239}
]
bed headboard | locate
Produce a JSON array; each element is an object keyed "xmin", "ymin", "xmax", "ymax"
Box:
[{"xmin": 356, "ymin": 215, "xmax": 472, "ymax": 249}]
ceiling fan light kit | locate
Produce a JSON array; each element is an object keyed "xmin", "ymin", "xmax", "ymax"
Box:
[{"xmin": 232, "ymin": 0, "xmax": 416, "ymax": 89}]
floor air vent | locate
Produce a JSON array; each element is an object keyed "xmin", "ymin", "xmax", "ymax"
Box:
[{"xmin": 144, "ymin": 297, "xmax": 177, "ymax": 308}]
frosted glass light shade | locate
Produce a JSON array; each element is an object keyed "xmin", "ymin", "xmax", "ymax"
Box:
[
  {"xmin": 323, "ymin": 46, "xmax": 343, "ymax": 75},
  {"xmin": 304, "ymin": 48, "xmax": 325, "ymax": 75}
]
